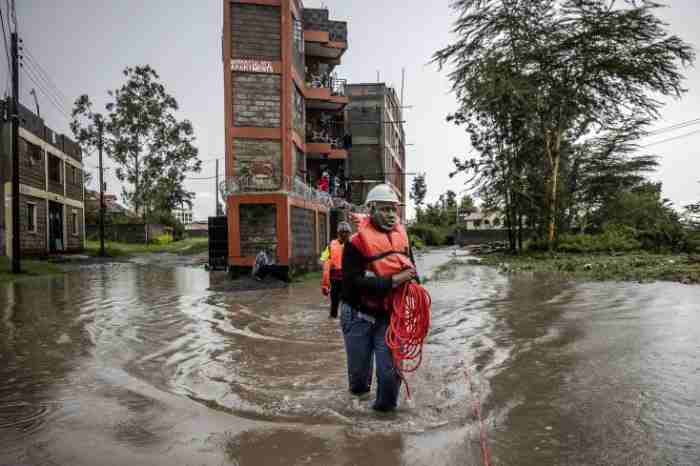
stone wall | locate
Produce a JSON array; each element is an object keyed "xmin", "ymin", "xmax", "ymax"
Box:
[
  {"xmin": 19, "ymin": 137, "xmax": 46, "ymax": 191},
  {"xmin": 86, "ymin": 223, "xmax": 166, "ymax": 244},
  {"xmin": 20, "ymin": 194, "xmax": 47, "ymax": 255},
  {"xmin": 455, "ymin": 229, "xmax": 510, "ymax": 246},
  {"xmin": 231, "ymin": 4, "xmax": 281, "ymax": 60},
  {"xmin": 233, "ymin": 139, "xmax": 282, "ymax": 190},
  {"xmin": 233, "ymin": 73, "xmax": 281, "ymax": 127},
  {"xmin": 291, "ymin": 206, "xmax": 316, "ymax": 260},
  {"xmin": 239, "ymin": 204, "xmax": 277, "ymax": 260},
  {"xmin": 66, "ymin": 207, "xmax": 84, "ymax": 251}
]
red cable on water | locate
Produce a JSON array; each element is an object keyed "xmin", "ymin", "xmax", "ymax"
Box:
[
  {"xmin": 384, "ymin": 280, "xmax": 432, "ymax": 399},
  {"xmin": 465, "ymin": 368, "xmax": 493, "ymax": 466},
  {"xmin": 384, "ymin": 281, "xmax": 492, "ymax": 466}
]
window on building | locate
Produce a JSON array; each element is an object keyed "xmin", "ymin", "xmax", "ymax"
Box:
[
  {"xmin": 49, "ymin": 154, "xmax": 62, "ymax": 183},
  {"xmin": 71, "ymin": 166, "xmax": 78, "ymax": 184},
  {"xmin": 72, "ymin": 210, "xmax": 79, "ymax": 235},
  {"xmin": 21, "ymin": 138, "xmax": 42, "ymax": 167},
  {"xmin": 27, "ymin": 203, "xmax": 37, "ymax": 233}
]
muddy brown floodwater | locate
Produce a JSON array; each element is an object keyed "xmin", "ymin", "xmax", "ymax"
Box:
[{"xmin": 1, "ymin": 249, "xmax": 699, "ymax": 465}]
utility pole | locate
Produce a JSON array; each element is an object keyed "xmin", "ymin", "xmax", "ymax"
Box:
[
  {"xmin": 215, "ymin": 158, "xmax": 219, "ymax": 217},
  {"xmin": 11, "ymin": 31, "xmax": 20, "ymax": 273},
  {"xmin": 97, "ymin": 117, "xmax": 106, "ymax": 257}
]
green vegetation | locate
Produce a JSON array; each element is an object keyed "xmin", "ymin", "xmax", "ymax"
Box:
[
  {"xmin": 433, "ymin": 0, "xmax": 695, "ymax": 253},
  {"xmin": 0, "ymin": 257, "xmax": 64, "ymax": 283},
  {"xmin": 85, "ymin": 237, "xmax": 208, "ymax": 257},
  {"xmin": 477, "ymin": 251, "xmax": 700, "ymax": 285}
]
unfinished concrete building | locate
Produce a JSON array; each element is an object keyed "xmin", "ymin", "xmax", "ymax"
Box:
[{"xmin": 345, "ymin": 83, "xmax": 406, "ymax": 219}]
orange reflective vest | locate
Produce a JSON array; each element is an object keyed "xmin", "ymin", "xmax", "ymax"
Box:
[
  {"xmin": 321, "ymin": 239, "xmax": 345, "ymax": 290},
  {"xmin": 351, "ymin": 222, "xmax": 414, "ymax": 310}
]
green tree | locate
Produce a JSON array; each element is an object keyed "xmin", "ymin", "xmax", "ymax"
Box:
[
  {"xmin": 435, "ymin": 0, "xmax": 694, "ymax": 249},
  {"xmin": 72, "ymin": 65, "xmax": 201, "ymax": 220},
  {"xmin": 410, "ymin": 173, "xmax": 427, "ymax": 207},
  {"xmin": 594, "ymin": 182, "xmax": 686, "ymax": 251}
]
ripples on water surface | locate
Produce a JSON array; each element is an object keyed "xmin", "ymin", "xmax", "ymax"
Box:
[{"xmin": 0, "ymin": 251, "xmax": 698, "ymax": 465}]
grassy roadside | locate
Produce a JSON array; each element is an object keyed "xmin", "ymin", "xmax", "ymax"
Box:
[
  {"xmin": 0, "ymin": 257, "xmax": 64, "ymax": 283},
  {"xmin": 85, "ymin": 237, "xmax": 209, "ymax": 258},
  {"xmin": 476, "ymin": 251, "xmax": 700, "ymax": 284}
]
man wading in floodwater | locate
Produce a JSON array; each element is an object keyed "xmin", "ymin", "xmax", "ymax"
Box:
[
  {"xmin": 340, "ymin": 184, "xmax": 417, "ymax": 412},
  {"xmin": 321, "ymin": 221, "xmax": 353, "ymax": 318}
]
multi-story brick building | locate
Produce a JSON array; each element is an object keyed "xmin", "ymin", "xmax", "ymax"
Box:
[
  {"xmin": 346, "ymin": 83, "xmax": 407, "ymax": 220},
  {"xmin": 0, "ymin": 103, "xmax": 85, "ymax": 256},
  {"xmin": 222, "ymin": 0, "xmax": 349, "ymax": 273}
]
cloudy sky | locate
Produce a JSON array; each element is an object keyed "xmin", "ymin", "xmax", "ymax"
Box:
[{"xmin": 10, "ymin": 1, "xmax": 700, "ymax": 220}]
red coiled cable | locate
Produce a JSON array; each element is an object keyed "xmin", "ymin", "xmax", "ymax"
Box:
[{"xmin": 385, "ymin": 280, "xmax": 432, "ymax": 399}]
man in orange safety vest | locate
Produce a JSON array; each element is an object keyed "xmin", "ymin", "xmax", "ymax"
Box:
[
  {"xmin": 321, "ymin": 221, "xmax": 352, "ymax": 318},
  {"xmin": 339, "ymin": 184, "xmax": 417, "ymax": 412}
]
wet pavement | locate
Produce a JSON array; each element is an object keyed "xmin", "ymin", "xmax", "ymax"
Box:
[{"xmin": 1, "ymin": 249, "xmax": 699, "ymax": 465}]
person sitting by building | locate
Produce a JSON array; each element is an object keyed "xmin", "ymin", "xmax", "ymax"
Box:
[
  {"xmin": 320, "ymin": 221, "xmax": 353, "ymax": 318},
  {"xmin": 251, "ymin": 248, "xmax": 288, "ymax": 282},
  {"xmin": 339, "ymin": 184, "xmax": 417, "ymax": 412}
]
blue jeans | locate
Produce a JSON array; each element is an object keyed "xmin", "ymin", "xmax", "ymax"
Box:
[{"xmin": 340, "ymin": 302, "xmax": 401, "ymax": 411}]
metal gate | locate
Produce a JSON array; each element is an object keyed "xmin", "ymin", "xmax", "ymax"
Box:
[{"xmin": 208, "ymin": 216, "xmax": 228, "ymax": 270}]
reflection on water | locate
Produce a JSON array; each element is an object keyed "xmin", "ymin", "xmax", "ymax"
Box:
[{"xmin": 0, "ymin": 252, "xmax": 698, "ymax": 465}]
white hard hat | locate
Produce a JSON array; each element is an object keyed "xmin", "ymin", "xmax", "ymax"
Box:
[{"xmin": 365, "ymin": 183, "xmax": 400, "ymax": 205}]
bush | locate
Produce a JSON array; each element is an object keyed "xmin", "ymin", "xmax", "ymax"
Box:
[
  {"xmin": 409, "ymin": 233, "xmax": 426, "ymax": 251},
  {"xmin": 150, "ymin": 234, "xmax": 173, "ymax": 245},
  {"xmin": 527, "ymin": 225, "xmax": 641, "ymax": 253},
  {"xmin": 408, "ymin": 223, "xmax": 448, "ymax": 246}
]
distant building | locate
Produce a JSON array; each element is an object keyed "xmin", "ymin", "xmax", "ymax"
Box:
[
  {"xmin": 0, "ymin": 102, "xmax": 85, "ymax": 256},
  {"xmin": 346, "ymin": 83, "xmax": 406, "ymax": 219},
  {"xmin": 85, "ymin": 191, "xmax": 133, "ymax": 218},
  {"xmin": 173, "ymin": 208, "xmax": 194, "ymax": 225},
  {"xmin": 460, "ymin": 209, "xmax": 506, "ymax": 230}
]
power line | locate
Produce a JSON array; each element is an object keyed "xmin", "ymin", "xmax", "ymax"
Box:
[
  {"xmin": 645, "ymin": 117, "xmax": 700, "ymax": 137},
  {"xmin": 640, "ymin": 128, "xmax": 700, "ymax": 148},
  {"xmin": 22, "ymin": 55, "xmax": 72, "ymax": 113},
  {"xmin": 21, "ymin": 64, "xmax": 71, "ymax": 120},
  {"xmin": 23, "ymin": 48, "xmax": 71, "ymax": 107}
]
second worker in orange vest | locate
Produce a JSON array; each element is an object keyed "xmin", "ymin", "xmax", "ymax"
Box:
[{"xmin": 321, "ymin": 221, "xmax": 352, "ymax": 318}]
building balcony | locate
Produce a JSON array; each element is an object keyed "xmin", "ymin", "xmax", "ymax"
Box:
[
  {"xmin": 305, "ymin": 122, "xmax": 350, "ymax": 159},
  {"xmin": 305, "ymin": 75, "xmax": 348, "ymax": 110},
  {"xmin": 303, "ymin": 8, "xmax": 347, "ymax": 60},
  {"xmin": 220, "ymin": 173, "xmax": 337, "ymax": 208}
]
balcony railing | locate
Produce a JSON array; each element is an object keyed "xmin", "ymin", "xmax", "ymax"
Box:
[
  {"xmin": 306, "ymin": 74, "xmax": 346, "ymax": 97},
  {"xmin": 220, "ymin": 174, "xmax": 346, "ymax": 208},
  {"xmin": 306, "ymin": 120, "xmax": 348, "ymax": 149}
]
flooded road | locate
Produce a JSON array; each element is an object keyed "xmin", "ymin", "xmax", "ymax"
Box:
[{"xmin": 1, "ymin": 249, "xmax": 699, "ymax": 465}]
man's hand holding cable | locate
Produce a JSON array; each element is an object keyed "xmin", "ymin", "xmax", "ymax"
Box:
[{"xmin": 392, "ymin": 268, "xmax": 416, "ymax": 288}]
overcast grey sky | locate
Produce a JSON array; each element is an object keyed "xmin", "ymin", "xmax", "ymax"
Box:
[{"xmin": 11, "ymin": 1, "xmax": 700, "ymax": 220}]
